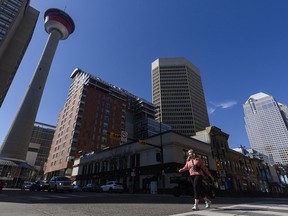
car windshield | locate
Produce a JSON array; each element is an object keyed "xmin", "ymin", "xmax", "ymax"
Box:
[
  {"xmin": 57, "ymin": 177, "xmax": 70, "ymax": 181},
  {"xmin": 24, "ymin": 182, "xmax": 32, "ymax": 185}
]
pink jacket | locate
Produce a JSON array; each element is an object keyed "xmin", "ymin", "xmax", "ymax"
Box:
[{"xmin": 179, "ymin": 157, "xmax": 212, "ymax": 177}]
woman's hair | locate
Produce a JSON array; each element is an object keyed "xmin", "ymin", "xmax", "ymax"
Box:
[
  {"xmin": 186, "ymin": 149, "xmax": 197, "ymax": 161},
  {"xmin": 188, "ymin": 149, "xmax": 193, "ymax": 153}
]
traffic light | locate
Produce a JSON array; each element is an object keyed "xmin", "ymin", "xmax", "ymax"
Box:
[
  {"xmin": 156, "ymin": 152, "xmax": 161, "ymax": 162},
  {"xmin": 138, "ymin": 139, "xmax": 146, "ymax": 144},
  {"xmin": 107, "ymin": 132, "xmax": 121, "ymax": 140},
  {"xmin": 216, "ymin": 160, "xmax": 221, "ymax": 170}
]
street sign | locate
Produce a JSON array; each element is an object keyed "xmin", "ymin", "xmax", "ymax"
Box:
[{"xmin": 121, "ymin": 131, "xmax": 128, "ymax": 143}]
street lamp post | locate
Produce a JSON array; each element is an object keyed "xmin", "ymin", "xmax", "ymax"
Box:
[{"xmin": 157, "ymin": 106, "xmax": 165, "ymax": 193}]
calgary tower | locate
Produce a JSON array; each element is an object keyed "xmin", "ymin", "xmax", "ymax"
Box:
[{"xmin": 0, "ymin": 8, "xmax": 75, "ymax": 161}]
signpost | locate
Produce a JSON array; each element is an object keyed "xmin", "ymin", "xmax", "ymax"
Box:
[{"xmin": 121, "ymin": 131, "xmax": 128, "ymax": 143}]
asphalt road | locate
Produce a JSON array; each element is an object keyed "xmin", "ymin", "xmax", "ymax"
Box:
[{"xmin": 0, "ymin": 188, "xmax": 288, "ymax": 216}]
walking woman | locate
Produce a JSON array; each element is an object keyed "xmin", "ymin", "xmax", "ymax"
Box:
[{"xmin": 179, "ymin": 149, "xmax": 214, "ymax": 211}]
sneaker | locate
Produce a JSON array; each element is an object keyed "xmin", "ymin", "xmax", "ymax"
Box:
[
  {"xmin": 205, "ymin": 200, "xmax": 211, "ymax": 208},
  {"xmin": 192, "ymin": 204, "xmax": 199, "ymax": 211}
]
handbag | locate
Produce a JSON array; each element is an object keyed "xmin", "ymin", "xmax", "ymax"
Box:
[{"xmin": 191, "ymin": 159, "xmax": 201, "ymax": 172}]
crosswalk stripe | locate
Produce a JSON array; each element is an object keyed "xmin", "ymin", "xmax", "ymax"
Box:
[
  {"xmin": 170, "ymin": 208, "xmax": 288, "ymax": 216},
  {"xmin": 220, "ymin": 204, "xmax": 288, "ymax": 211},
  {"xmin": 244, "ymin": 210, "xmax": 288, "ymax": 216},
  {"xmin": 169, "ymin": 209, "xmax": 238, "ymax": 216},
  {"xmin": 169, "ymin": 212, "xmax": 194, "ymax": 216},
  {"xmin": 169, "ymin": 203, "xmax": 288, "ymax": 216}
]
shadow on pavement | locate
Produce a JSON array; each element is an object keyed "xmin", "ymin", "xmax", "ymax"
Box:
[{"xmin": 0, "ymin": 188, "xmax": 286, "ymax": 205}]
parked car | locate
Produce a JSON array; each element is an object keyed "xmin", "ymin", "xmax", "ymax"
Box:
[
  {"xmin": 82, "ymin": 183, "xmax": 101, "ymax": 192},
  {"xmin": 48, "ymin": 176, "xmax": 72, "ymax": 192},
  {"xmin": 72, "ymin": 184, "xmax": 82, "ymax": 192},
  {"xmin": 100, "ymin": 181, "xmax": 124, "ymax": 193},
  {"xmin": 21, "ymin": 181, "xmax": 33, "ymax": 190},
  {"xmin": 30, "ymin": 180, "xmax": 49, "ymax": 191}
]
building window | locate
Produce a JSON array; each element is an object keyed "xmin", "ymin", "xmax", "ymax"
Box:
[
  {"xmin": 101, "ymin": 160, "xmax": 108, "ymax": 172},
  {"xmin": 110, "ymin": 158, "xmax": 118, "ymax": 171}
]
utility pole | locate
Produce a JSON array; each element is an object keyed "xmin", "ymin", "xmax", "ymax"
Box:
[{"xmin": 157, "ymin": 106, "xmax": 165, "ymax": 193}]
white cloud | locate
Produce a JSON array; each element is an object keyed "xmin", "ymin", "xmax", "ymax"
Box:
[
  {"xmin": 208, "ymin": 107, "xmax": 216, "ymax": 114},
  {"xmin": 208, "ymin": 100, "xmax": 238, "ymax": 115},
  {"xmin": 216, "ymin": 101, "xmax": 238, "ymax": 109}
]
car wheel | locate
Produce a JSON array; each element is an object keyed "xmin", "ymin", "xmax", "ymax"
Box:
[
  {"xmin": 53, "ymin": 186, "xmax": 58, "ymax": 193},
  {"xmin": 109, "ymin": 188, "xmax": 113, "ymax": 193}
]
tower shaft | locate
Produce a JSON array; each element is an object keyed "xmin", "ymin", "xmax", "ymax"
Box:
[{"xmin": 0, "ymin": 29, "xmax": 62, "ymax": 160}]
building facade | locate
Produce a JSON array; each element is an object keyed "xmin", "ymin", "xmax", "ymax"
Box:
[
  {"xmin": 26, "ymin": 122, "xmax": 55, "ymax": 180},
  {"xmin": 194, "ymin": 126, "xmax": 287, "ymax": 196},
  {"xmin": 151, "ymin": 57, "xmax": 210, "ymax": 137},
  {"xmin": 72, "ymin": 131, "xmax": 216, "ymax": 193},
  {"xmin": 0, "ymin": 0, "xmax": 39, "ymax": 107},
  {"xmin": 45, "ymin": 68, "xmax": 159, "ymax": 178},
  {"xmin": 72, "ymin": 128, "xmax": 288, "ymax": 196},
  {"xmin": 243, "ymin": 92, "xmax": 288, "ymax": 165}
]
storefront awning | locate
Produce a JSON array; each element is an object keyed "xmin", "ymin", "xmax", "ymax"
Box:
[{"xmin": 0, "ymin": 159, "xmax": 18, "ymax": 167}]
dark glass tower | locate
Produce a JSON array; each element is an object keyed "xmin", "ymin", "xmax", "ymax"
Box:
[{"xmin": 0, "ymin": 0, "xmax": 39, "ymax": 107}]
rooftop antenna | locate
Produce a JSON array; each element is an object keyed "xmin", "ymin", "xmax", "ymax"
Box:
[{"xmin": 64, "ymin": 5, "xmax": 67, "ymax": 11}]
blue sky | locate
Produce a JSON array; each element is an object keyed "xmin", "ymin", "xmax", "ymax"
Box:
[{"xmin": 1, "ymin": 0, "xmax": 288, "ymax": 149}]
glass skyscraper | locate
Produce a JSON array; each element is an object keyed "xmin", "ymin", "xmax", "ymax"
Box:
[{"xmin": 243, "ymin": 92, "xmax": 288, "ymax": 165}]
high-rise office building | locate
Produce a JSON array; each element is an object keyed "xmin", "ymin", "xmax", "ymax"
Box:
[
  {"xmin": 0, "ymin": 0, "xmax": 39, "ymax": 107},
  {"xmin": 152, "ymin": 57, "xmax": 210, "ymax": 137},
  {"xmin": 243, "ymin": 92, "xmax": 288, "ymax": 165},
  {"xmin": 26, "ymin": 122, "xmax": 55, "ymax": 178},
  {"xmin": 45, "ymin": 68, "xmax": 157, "ymax": 178}
]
